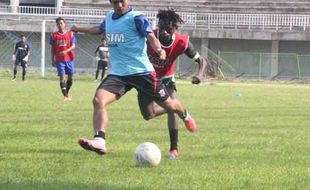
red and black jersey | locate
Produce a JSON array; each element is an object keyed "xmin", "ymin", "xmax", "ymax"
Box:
[
  {"xmin": 50, "ymin": 31, "xmax": 76, "ymax": 62},
  {"xmin": 147, "ymin": 29, "xmax": 189, "ymax": 78}
]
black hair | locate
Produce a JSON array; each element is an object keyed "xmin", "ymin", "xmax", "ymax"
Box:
[
  {"xmin": 56, "ymin": 17, "xmax": 65, "ymax": 23},
  {"xmin": 157, "ymin": 8, "xmax": 184, "ymax": 28}
]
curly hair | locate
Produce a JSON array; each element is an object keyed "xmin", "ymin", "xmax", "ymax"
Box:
[{"xmin": 157, "ymin": 8, "xmax": 184, "ymax": 28}]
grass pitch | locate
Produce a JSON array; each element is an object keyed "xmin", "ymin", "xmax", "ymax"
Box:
[{"xmin": 0, "ymin": 72, "xmax": 309, "ymax": 190}]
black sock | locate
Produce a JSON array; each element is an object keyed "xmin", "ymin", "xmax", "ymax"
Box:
[
  {"xmin": 60, "ymin": 81, "xmax": 67, "ymax": 96},
  {"xmin": 169, "ymin": 129, "xmax": 178, "ymax": 151},
  {"xmin": 66, "ymin": 80, "xmax": 72, "ymax": 94},
  {"xmin": 13, "ymin": 69, "xmax": 17, "ymax": 78},
  {"xmin": 94, "ymin": 131, "xmax": 105, "ymax": 139},
  {"xmin": 179, "ymin": 110, "xmax": 188, "ymax": 119},
  {"xmin": 95, "ymin": 70, "xmax": 99, "ymax": 80},
  {"xmin": 22, "ymin": 68, "xmax": 26, "ymax": 80}
]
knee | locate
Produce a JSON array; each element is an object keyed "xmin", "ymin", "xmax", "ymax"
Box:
[
  {"xmin": 142, "ymin": 113, "xmax": 155, "ymax": 120},
  {"xmin": 162, "ymin": 99, "xmax": 176, "ymax": 111},
  {"xmin": 93, "ymin": 95, "xmax": 107, "ymax": 109}
]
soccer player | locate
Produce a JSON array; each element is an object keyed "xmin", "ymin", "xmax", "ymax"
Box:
[
  {"xmin": 94, "ymin": 38, "xmax": 109, "ymax": 81},
  {"xmin": 71, "ymin": 0, "xmax": 196, "ymax": 155},
  {"xmin": 12, "ymin": 34, "xmax": 30, "ymax": 81},
  {"xmin": 138, "ymin": 8, "xmax": 208, "ymax": 159},
  {"xmin": 50, "ymin": 17, "xmax": 76, "ymax": 101}
]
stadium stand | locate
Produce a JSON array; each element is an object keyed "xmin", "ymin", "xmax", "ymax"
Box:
[{"xmin": 62, "ymin": 0, "xmax": 310, "ymax": 14}]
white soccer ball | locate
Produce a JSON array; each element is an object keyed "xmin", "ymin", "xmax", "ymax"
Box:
[{"xmin": 134, "ymin": 142, "xmax": 161, "ymax": 167}]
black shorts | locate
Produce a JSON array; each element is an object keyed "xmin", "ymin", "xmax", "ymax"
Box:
[
  {"xmin": 97, "ymin": 60, "xmax": 108, "ymax": 70},
  {"xmin": 15, "ymin": 59, "xmax": 27, "ymax": 68},
  {"xmin": 137, "ymin": 77, "xmax": 176, "ymax": 106},
  {"xmin": 98, "ymin": 72, "xmax": 169, "ymax": 102}
]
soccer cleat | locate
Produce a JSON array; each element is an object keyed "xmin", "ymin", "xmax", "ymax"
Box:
[
  {"xmin": 168, "ymin": 149, "xmax": 179, "ymax": 160},
  {"xmin": 63, "ymin": 95, "xmax": 72, "ymax": 101},
  {"xmin": 78, "ymin": 137, "xmax": 107, "ymax": 155},
  {"xmin": 12, "ymin": 78, "xmax": 16, "ymax": 81},
  {"xmin": 183, "ymin": 113, "xmax": 196, "ymax": 133}
]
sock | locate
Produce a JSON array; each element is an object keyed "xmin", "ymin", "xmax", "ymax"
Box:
[
  {"xmin": 13, "ymin": 69, "xmax": 17, "ymax": 78},
  {"xmin": 95, "ymin": 70, "xmax": 99, "ymax": 80},
  {"xmin": 169, "ymin": 129, "xmax": 178, "ymax": 151},
  {"xmin": 60, "ymin": 81, "xmax": 67, "ymax": 96},
  {"xmin": 22, "ymin": 68, "xmax": 26, "ymax": 80},
  {"xmin": 94, "ymin": 131, "xmax": 105, "ymax": 139},
  {"xmin": 179, "ymin": 110, "xmax": 188, "ymax": 120},
  {"xmin": 66, "ymin": 80, "xmax": 72, "ymax": 94}
]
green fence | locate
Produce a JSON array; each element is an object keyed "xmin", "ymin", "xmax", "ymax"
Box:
[
  {"xmin": 1, "ymin": 31, "xmax": 310, "ymax": 80},
  {"xmin": 217, "ymin": 52, "xmax": 310, "ymax": 80}
]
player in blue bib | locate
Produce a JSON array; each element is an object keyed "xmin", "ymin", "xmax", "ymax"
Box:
[{"xmin": 71, "ymin": 0, "xmax": 197, "ymax": 156}]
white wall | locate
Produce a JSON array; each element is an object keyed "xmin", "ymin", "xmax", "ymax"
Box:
[{"xmin": 20, "ymin": 0, "xmax": 54, "ymax": 4}]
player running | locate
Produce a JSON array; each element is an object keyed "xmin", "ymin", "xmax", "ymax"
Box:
[
  {"xmin": 138, "ymin": 8, "xmax": 208, "ymax": 159},
  {"xmin": 50, "ymin": 17, "xmax": 77, "ymax": 101},
  {"xmin": 71, "ymin": 0, "xmax": 196, "ymax": 156}
]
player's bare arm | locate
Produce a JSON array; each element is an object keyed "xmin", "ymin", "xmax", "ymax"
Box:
[
  {"xmin": 184, "ymin": 41, "xmax": 207, "ymax": 84},
  {"xmin": 147, "ymin": 32, "xmax": 166, "ymax": 60},
  {"xmin": 71, "ymin": 24, "xmax": 102, "ymax": 35}
]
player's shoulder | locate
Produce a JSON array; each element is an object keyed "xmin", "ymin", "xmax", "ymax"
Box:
[
  {"xmin": 175, "ymin": 32, "xmax": 189, "ymax": 45},
  {"xmin": 175, "ymin": 32, "xmax": 189, "ymax": 40}
]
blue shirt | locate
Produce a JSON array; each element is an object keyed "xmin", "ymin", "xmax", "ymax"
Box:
[
  {"xmin": 100, "ymin": 9, "xmax": 154, "ymax": 76},
  {"xmin": 100, "ymin": 8, "xmax": 153, "ymax": 37}
]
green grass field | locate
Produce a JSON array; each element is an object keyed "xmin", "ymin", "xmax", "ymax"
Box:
[{"xmin": 0, "ymin": 72, "xmax": 309, "ymax": 190}]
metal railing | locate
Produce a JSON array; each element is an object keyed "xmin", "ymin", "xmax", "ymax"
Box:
[{"xmin": 1, "ymin": 5, "xmax": 310, "ymax": 30}]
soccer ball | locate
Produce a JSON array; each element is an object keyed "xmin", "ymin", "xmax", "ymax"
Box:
[{"xmin": 134, "ymin": 142, "xmax": 161, "ymax": 167}]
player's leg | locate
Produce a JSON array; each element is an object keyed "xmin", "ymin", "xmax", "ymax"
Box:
[
  {"xmin": 78, "ymin": 75, "xmax": 128, "ymax": 155},
  {"xmin": 134, "ymin": 72, "xmax": 196, "ymax": 132},
  {"xmin": 78, "ymin": 88, "xmax": 117, "ymax": 155},
  {"xmin": 137, "ymin": 91, "xmax": 166, "ymax": 120},
  {"xmin": 95, "ymin": 61, "xmax": 100, "ymax": 81},
  {"xmin": 56, "ymin": 62, "xmax": 68, "ymax": 99},
  {"xmin": 21, "ymin": 60, "xmax": 27, "ymax": 81},
  {"xmin": 158, "ymin": 97, "xmax": 196, "ymax": 133},
  {"xmin": 59, "ymin": 75, "xmax": 68, "ymax": 99},
  {"xmin": 65, "ymin": 61, "xmax": 74, "ymax": 99},
  {"xmin": 66, "ymin": 74, "xmax": 73, "ymax": 95},
  {"xmin": 12, "ymin": 61, "xmax": 18, "ymax": 81},
  {"xmin": 166, "ymin": 89, "xmax": 180, "ymax": 159},
  {"xmin": 101, "ymin": 61, "xmax": 108, "ymax": 81}
]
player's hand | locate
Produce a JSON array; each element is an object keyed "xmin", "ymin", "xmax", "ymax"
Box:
[
  {"xmin": 12, "ymin": 54, "xmax": 16, "ymax": 61},
  {"xmin": 96, "ymin": 56, "xmax": 100, "ymax": 61},
  {"xmin": 71, "ymin": 24, "xmax": 79, "ymax": 33},
  {"xmin": 158, "ymin": 49, "xmax": 166, "ymax": 60},
  {"xmin": 59, "ymin": 51, "xmax": 67, "ymax": 56},
  {"xmin": 192, "ymin": 75, "xmax": 202, "ymax": 84},
  {"xmin": 22, "ymin": 55, "xmax": 29, "ymax": 62}
]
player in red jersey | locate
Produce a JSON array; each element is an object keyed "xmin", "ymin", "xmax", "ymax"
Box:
[
  {"xmin": 50, "ymin": 17, "xmax": 77, "ymax": 101},
  {"xmin": 138, "ymin": 9, "xmax": 208, "ymax": 159}
]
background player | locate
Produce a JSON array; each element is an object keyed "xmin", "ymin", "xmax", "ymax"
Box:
[
  {"xmin": 50, "ymin": 17, "xmax": 77, "ymax": 101},
  {"xmin": 94, "ymin": 38, "xmax": 109, "ymax": 81},
  {"xmin": 138, "ymin": 8, "xmax": 209, "ymax": 159},
  {"xmin": 12, "ymin": 34, "xmax": 30, "ymax": 81}
]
